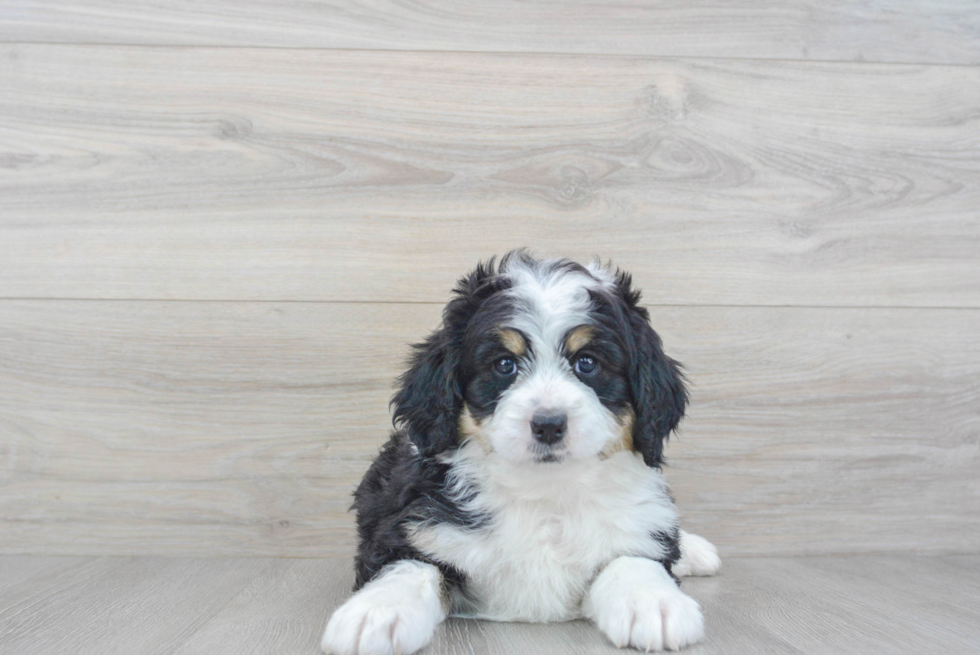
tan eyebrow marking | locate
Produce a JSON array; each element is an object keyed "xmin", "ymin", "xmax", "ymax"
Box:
[
  {"xmin": 498, "ymin": 328, "xmax": 527, "ymax": 357},
  {"xmin": 564, "ymin": 325, "xmax": 595, "ymax": 354}
]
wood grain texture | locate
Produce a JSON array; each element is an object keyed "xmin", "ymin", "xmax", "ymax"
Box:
[
  {"xmin": 1, "ymin": 300, "xmax": 977, "ymax": 558},
  {"xmin": 1, "ymin": 554, "xmax": 978, "ymax": 654},
  {"xmin": 2, "ymin": 45, "xmax": 979, "ymax": 307},
  {"xmin": 1, "ymin": 1, "xmax": 979, "ymax": 65},
  {"xmin": 0, "ymin": 556, "xmax": 272, "ymax": 654},
  {"xmin": 171, "ymin": 558, "xmax": 345, "ymax": 655}
]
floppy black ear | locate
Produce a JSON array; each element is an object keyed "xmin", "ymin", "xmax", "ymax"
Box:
[
  {"xmin": 616, "ymin": 274, "xmax": 688, "ymax": 468},
  {"xmin": 390, "ymin": 328, "xmax": 462, "ymax": 456},
  {"xmin": 390, "ymin": 258, "xmax": 505, "ymax": 456}
]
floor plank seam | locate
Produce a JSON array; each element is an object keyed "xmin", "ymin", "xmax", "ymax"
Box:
[{"xmin": 1, "ymin": 40, "xmax": 978, "ymax": 69}]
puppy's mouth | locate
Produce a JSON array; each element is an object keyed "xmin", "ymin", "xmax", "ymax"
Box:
[{"xmin": 531, "ymin": 444, "xmax": 568, "ymax": 464}]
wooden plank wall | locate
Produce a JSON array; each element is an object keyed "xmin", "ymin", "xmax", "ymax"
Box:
[{"xmin": 0, "ymin": 2, "xmax": 977, "ymax": 558}]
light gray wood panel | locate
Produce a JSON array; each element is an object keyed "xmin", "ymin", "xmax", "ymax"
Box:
[
  {"xmin": 0, "ymin": 555, "xmax": 92, "ymax": 591},
  {"xmin": 1, "ymin": 1, "xmax": 979, "ymax": 65},
  {"xmin": 172, "ymin": 558, "xmax": 348, "ymax": 655},
  {"xmin": 687, "ymin": 556, "xmax": 980, "ymax": 655},
  {"xmin": 1, "ymin": 300, "xmax": 977, "ymax": 557},
  {"xmin": 2, "ymin": 45, "xmax": 979, "ymax": 307},
  {"xmin": 0, "ymin": 557, "xmax": 272, "ymax": 655},
  {"xmin": 1, "ymin": 555, "xmax": 978, "ymax": 654}
]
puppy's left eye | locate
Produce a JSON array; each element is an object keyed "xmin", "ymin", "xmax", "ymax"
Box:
[
  {"xmin": 574, "ymin": 355, "xmax": 598, "ymax": 375},
  {"xmin": 493, "ymin": 357, "xmax": 518, "ymax": 376}
]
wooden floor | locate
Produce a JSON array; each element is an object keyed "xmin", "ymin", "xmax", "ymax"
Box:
[
  {"xmin": 2, "ymin": 1, "xmax": 979, "ymax": 561},
  {"xmin": 1, "ymin": 554, "xmax": 977, "ymax": 655}
]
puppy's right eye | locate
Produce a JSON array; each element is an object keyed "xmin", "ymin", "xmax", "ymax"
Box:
[
  {"xmin": 574, "ymin": 355, "xmax": 598, "ymax": 376},
  {"xmin": 493, "ymin": 357, "xmax": 518, "ymax": 377}
]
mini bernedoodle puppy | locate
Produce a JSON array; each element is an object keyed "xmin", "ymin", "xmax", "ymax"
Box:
[{"xmin": 321, "ymin": 251, "xmax": 720, "ymax": 655}]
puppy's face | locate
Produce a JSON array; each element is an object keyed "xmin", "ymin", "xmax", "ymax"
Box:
[
  {"xmin": 392, "ymin": 252, "xmax": 687, "ymax": 468},
  {"xmin": 457, "ymin": 270, "xmax": 632, "ymax": 464}
]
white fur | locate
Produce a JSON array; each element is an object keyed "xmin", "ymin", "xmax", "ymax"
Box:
[
  {"xmin": 673, "ymin": 530, "xmax": 722, "ymax": 578},
  {"xmin": 583, "ymin": 556, "xmax": 704, "ymax": 651},
  {"xmin": 410, "ymin": 445, "xmax": 678, "ymax": 622},
  {"xmin": 320, "ymin": 560, "xmax": 446, "ymax": 655},
  {"xmin": 585, "ymin": 259, "xmax": 619, "ymax": 289}
]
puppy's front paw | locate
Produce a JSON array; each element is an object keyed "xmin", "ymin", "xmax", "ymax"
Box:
[
  {"xmin": 594, "ymin": 587, "xmax": 703, "ymax": 652},
  {"xmin": 673, "ymin": 530, "xmax": 721, "ymax": 578},
  {"xmin": 321, "ymin": 561, "xmax": 445, "ymax": 655},
  {"xmin": 321, "ymin": 598, "xmax": 437, "ymax": 655},
  {"xmin": 585, "ymin": 556, "xmax": 704, "ymax": 652}
]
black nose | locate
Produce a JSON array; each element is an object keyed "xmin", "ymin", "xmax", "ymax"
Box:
[{"xmin": 531, "ymin": 412, "xmax": 567, "ymax": 445}]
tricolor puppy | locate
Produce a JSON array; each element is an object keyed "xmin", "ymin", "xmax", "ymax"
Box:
[{"xmin": 322, "ymin": 252, "xmax": 720, "ymax": 655}]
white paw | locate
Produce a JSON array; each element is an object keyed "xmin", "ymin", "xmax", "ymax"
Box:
[
  {"xmin": 585, "ymin": 557, "xmax": 704, "ymax": 652},
  {"xmin": 321, "ymin": 561, "xmax": 445, "ymax": 655},
  {"xmin": 597, "ymin": 588, "xmax": 704, "ymax": 651},
  {"xmin": 673, "ymin": 531, "xmax": 721, "ymax": 578}
]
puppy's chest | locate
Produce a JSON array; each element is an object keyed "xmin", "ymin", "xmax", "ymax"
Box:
[{"xmin": 409, "ymin": 475, "xmax": 674, "ymax": 622}]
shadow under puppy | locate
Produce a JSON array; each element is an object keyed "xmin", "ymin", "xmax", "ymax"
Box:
[{"xmin": 322, "ymin": 251, "xmax": 720, "ymax": 655}]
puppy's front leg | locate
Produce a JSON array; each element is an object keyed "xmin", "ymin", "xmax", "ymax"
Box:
[
  {"xmin": 583, "ymin": 556, "xmax": 704, "ymax": 652},
  {"xmin": 321, "ymin": 560, "xmax": 446, "ymax": 655}
]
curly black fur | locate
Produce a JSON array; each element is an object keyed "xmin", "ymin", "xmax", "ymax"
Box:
[{"xmin": 352, "ymin": 432, "xmax": 486, "ymax": 592}]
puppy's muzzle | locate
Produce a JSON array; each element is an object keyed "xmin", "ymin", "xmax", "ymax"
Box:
[{"xmin": 531, "ymin": 411, "xmax": 567, "ymax": 446}]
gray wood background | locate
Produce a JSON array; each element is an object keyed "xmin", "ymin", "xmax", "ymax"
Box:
[{"xmin": 0, "ymin": 1, "xmax": 978, "ymax": 559}]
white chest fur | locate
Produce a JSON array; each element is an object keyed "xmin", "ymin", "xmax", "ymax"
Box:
[{"xmin": 408, "ymin": 449, "xmax": 678, "ymax": 622}]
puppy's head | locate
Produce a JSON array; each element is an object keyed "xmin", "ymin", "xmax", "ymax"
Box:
[{"xmin": 391, "ymin": 251, "xmax": 686, "ymax": 468}]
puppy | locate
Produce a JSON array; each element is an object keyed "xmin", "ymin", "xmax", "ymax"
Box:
[{"xmin": 322, "ymin": 251, "xmax": 720, "ymax": 655}]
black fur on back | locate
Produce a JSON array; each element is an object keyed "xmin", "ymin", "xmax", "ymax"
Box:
[
  {"xmin": 351, "ymin": 431, "xmax": 486, "ymax": 593},
  {"xmin": 355, "ymin": 260, "xmax": 510, "ymax": 597}
]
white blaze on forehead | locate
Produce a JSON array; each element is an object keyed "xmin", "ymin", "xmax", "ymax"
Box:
[
  {"xmin": 586, "ymin": 260, "xmax": 619, "ymax": 289},
  {"xmin": 501, "ymin": 258, "xmax": 603, "ymax": 355}
]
